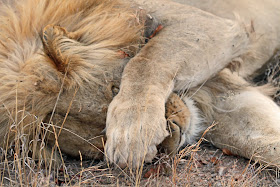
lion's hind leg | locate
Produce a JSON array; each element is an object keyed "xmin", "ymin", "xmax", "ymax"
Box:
[
  {"xmin": 210, "ymin": 88, "xmax": 280, "ymax": 166},
  {"xmin": 195, "ymin": 69, "xmax": 280, "ymax": 166}
]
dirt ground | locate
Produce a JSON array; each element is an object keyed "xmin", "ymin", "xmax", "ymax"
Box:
[
  {"xmin": 59, "ymin": 143, "xmax": 280, "ymax": 186},
  {"xmin": 2, "ymin": 141, "xmax": 278, "ymax": 186},
  {"xmin": 57, "ymin": 142, "xmax": 280, "ymax": 186}
]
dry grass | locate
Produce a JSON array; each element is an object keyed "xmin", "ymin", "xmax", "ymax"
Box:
[{"xmin": 1, "ymin": 116, "xmax": 279, "ymax": 187}]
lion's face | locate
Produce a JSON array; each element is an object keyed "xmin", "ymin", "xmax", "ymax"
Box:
[{"xmin": 0, "ymin": 0, "xmax": 143, "ymax": 158}]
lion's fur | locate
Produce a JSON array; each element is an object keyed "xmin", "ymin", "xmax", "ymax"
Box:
[
  {"xmin": 175, "ymin": 0, "xmax": 280, "ymax": 78},
  {"xmin": 187, "ymin": 69, "xmax": 280, "ymax": 165},
  {"xmin": 0, "ymin": 0, "xmax": 143, "ymax": 158},
  {"xmin": 1, "ymin": 0, "xmax": 280, "ymax": 168}
]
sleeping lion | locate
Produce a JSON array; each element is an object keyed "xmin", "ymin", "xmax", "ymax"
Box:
[{"xmin": 0, "ymin": 0, "xmax": 280, "ymax": 169}]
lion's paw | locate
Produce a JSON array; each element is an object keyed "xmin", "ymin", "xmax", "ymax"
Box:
[
  {"xmin": 105, "ymin": 94, "xmax": 169, "ymax": 168},
  {"xmin": 161, "ymin": 93, "xmax": 203, "ymax": 155}
]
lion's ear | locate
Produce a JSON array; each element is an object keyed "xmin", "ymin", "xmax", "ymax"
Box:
[{"xmin": 42, "ymin": 25, "xmax": 78, "ymax": 73}]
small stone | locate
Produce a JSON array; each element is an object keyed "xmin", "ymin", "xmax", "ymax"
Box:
[{"xmin": 218, "ymin": 167, "xmax": 227, "ymax": 176}]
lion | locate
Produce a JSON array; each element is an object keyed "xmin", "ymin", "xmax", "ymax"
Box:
[
  {"xmin": 106, "ymin": 0, "xmax": 280, "ymax": 168},
  {"xmin": 0, "ymin": 0, "xmax": 280, "ymax": 169}
]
